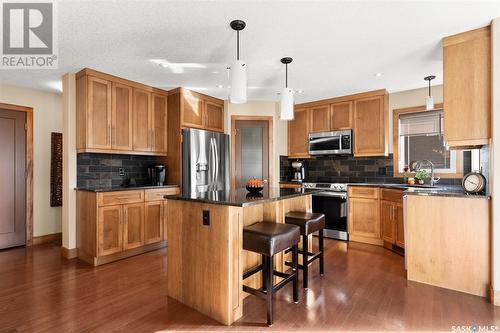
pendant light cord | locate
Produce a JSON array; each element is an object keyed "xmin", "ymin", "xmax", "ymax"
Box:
[
  {"xmin": 237, "ymin": 31, "xmax": 240, "ymax": 60},
  {"xmin": 285, "ymin": 63, "xmax": 288, "ymax": 88},
  {"xmin": 428, "ymin": 79, "xmax": 431, "ymax": 97}
]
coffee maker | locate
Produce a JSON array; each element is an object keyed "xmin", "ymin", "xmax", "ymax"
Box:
[
  {"xmin": 290, "ymin": 161, "xmax": 305, "ymax": 182},
  {"xmin": 148, "ymin": 165, "xmax": 166, "ymax": 186}
]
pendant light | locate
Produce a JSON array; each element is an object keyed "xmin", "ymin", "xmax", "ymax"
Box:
[
  {"xmin": 424, "ymin": 75, "xmax": 436, "ymax": 110},
  {"xmin": 229, "ymin": 20, "xmax": 247, "ymax": 104},
  {"xmin": 280, "ymin": 57, "xmax": 294, "ymax": 120}
]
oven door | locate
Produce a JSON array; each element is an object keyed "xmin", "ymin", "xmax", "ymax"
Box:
[{"xmin": 312, "ymin": 191, "xmax": 348, "ymax": 240}]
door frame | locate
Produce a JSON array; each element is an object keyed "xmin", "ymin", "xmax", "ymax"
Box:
[
  {"xmin": 230, "ymin": 115, "xmax": 273, "ymax": 189},
  {"xmin": 0, "ymin": 103, "xmax": 33, "ymax": 246}
]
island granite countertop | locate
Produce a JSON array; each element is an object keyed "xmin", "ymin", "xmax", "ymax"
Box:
[{"xmin": 166, "ymin": 187, "xmax": 319, "ymax": 207}]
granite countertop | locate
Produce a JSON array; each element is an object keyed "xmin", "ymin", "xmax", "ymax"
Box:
[
  {"xmin": 166, "ymin": 187, "xmax": 319, "ymax": 207},
  {"xmin": 76, "ymin": 185, "xmax": 179, "ymax": 192}
]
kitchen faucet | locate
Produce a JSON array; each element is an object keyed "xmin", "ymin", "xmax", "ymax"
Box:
[{"xmin": 415, "ymin": 159, "xmax": 440, "ymax": 186}]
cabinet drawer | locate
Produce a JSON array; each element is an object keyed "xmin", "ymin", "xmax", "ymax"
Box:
[
  {"xmin": 348, "ymin": 186, "xmax": 379, "ymax": 199},
  {"xmin": 145, "ymin": 187, "xmax": 179, "ymax": 201},
  {"xmin": 98, "ymin": 190, "xmax": 144, "ymax": 206},
  {"xmin": 380, "ymin": 189, "xmax": 403, "ymax": 203}
]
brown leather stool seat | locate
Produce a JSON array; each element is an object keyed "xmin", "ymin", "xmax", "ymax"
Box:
[
  {"xmin": 284, "ymin": 212, "xmax": 325, "ymax": 235},
  {"xmin": 285, "ymin": 211, "xmax": 326, "ymax": 289},
  {"xmin": 242, "ymin": 222, "xmax": 300, "ymax": 326},
  {"xmin": 243, "ymin": 222, "xmax": 300, "ymax": 256}
]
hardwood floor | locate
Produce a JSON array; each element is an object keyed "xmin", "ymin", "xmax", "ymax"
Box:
[{"xmin": 1, "ymin": 239, "xmax": 499, "ymax": 332}]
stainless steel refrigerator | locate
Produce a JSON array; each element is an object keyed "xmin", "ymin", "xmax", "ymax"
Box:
[{"xmin": 182, "ymin": 128, "xmax": 230, "ymax": 197}]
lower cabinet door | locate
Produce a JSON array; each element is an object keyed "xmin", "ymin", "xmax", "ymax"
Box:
[
  {"xmin": 380, "ymin": 200, "xmax": 395, "ymax": 244},
  {"xmin": 123, "ymin": 203, "xmax": 145, "ymax": 250},
  {"xmin": 98, "ymin": 205, "xmax": 123, "ymax": 256},
  {"xmin": 145, "ymin": 201, "xmax": 164, "ymax": 244},
  {"xmin": 395, "ymin": 203, "xmax": 405, "ymax": 248},
  {"xmin": 348, "ymin": 197, "xmax": 380, "ymax": 240}
]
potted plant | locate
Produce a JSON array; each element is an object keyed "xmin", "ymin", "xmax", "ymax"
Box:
[{"xmin": 415, "ymin": 170, "xmax": 430, "ymax": 185}]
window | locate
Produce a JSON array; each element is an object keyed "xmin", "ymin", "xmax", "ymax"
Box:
[{"xmin": 397, "ymin": 109, "xmax": 457, "ymax": 174}]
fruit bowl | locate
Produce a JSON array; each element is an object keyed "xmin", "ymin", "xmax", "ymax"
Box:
[{"xmin": 246, "ymin": 185, "xmax": 264, "ymax": 193}]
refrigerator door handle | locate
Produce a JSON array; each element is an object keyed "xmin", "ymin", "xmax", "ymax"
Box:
[
  {"xmin": 210, "ymin": 138, "xmax": 216, "ymax": 189},
  {"xmin": 214, "ymin": 137, "xmax": 219, "ymax": 191}
]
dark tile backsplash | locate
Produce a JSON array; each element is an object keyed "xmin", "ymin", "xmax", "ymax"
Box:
[
  {"xmin": 280, "ymin": 153, "xmax": 471, "ymax": 186},
  {"xmin": 77, "ymin": 153, "xmax": 162, "ymax": 189}
]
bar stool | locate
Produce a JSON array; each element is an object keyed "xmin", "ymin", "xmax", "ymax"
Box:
[
  {"xmin": 242, "ymin": 222, "xmax": 300, "ymax": 326},
  {"xmin": 285, "ymin": 212, "xmax": 325, "ymax": 289}
]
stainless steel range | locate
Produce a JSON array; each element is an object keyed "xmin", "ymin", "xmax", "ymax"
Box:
[{"xmin": 303, "ymin": 182, "xmax": 348, "ymax": 240}]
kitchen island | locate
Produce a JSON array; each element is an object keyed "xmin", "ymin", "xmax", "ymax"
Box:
[{"xmin": 165, "ymin": 187, "xmax": 317, "ymax": 325}]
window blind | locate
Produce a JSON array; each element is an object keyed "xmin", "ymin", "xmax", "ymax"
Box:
[{"xmin": 399, "ymin": 109, "xmax": 443, "ymax": 136}]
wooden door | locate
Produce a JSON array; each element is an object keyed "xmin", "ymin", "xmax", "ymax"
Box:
[
  {"xmin": 152, "ymin": 93, "xmax": 167, "ymax": 154},
  {"xmin": 123, "ymin": 203, "xmax": 144, "ymax": 250},
  {"xmin": 87, "ymin": 76, "xmax": 112, "ymax": 149},
  {"xmin": 233, "ymin": 120, "xmax": 270, "ymax": 189},
  {"xmin": 309, "ymin": 105, "xmax": 331, "ymax": 133},
  {"xmin": 182, "ymin": 93, "xmax": 204, "ymax": 129},
  {"xmin": 204, "ymin": 100, "xmax": 224, "ymax": 132},
  {"xmin": 395, "ymin": 203, "xmax": 404, "ymax": 248},
  {"xmin": 380, "ymin": 200, "xmax": 395, "ymax": 244},
  {"xmin": 98, "ymin": 205, "xmax": 123, "ymax": 256},
  {"xmin": 0, "ymin": 110, "xmax": 26, "ymax": 249},
  {"xmin": 353, "ymin": 96, "xmax": 386, "ymax": 156},
  {"xmin": 144, "ymin": 201, "xmax": 164, "ymax": 244},
  {"xmin": 348, "ymin": 197, "xmax": 380, "ymax": 239},
  {"xmin": 331, "ymin": 101, "xmax": 353, "ymax": 130},
  {"xmin": 132, "ymin": 88, "xmax": 152, "ymax": 151},
  {"xmin": 288, "ymin": 108, "xmax": 310, "ymax": 158},
  {"xmin": 111, "ymin": 83, "xmax": 133, "ymax": 151}
]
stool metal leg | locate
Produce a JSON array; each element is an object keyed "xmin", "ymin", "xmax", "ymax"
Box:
[
  {"xmin": 292, "ymin": 245, "xmax": 299, "ymax": 303},
  {"xmin": 261, "ymin": 254, "xmax": 267, "ymax": 291},
  {"xmin": 267, "ymin": 254, "xmax": 274, "ymax": 326},
  {"xmin": 302, "ymin": 234, "xmax": 308, "ymax": 289},
  {"xmin": 319, "ymin": 229, "xmax": 325, "ymax": 276}
]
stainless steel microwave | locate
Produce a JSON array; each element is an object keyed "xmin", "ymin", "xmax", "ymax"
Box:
[{"xmin": 308, "ymin": 129, "xmax": 353, "ymax": 155}]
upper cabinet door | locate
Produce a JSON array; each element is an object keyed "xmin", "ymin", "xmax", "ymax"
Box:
[
  {"xmin": 331, "ymin": 101, "xmax": 353, "ymax": 130},
  {"xmin": 132, "ymin": 88, "xmax": 152, "ymax": 151},
  {"xmin": 111, "ymin": 83, "xmax": 133, "ymax": 151},
  {"xmin": 309, "ymin": 105, "xmax": 331, "ymax": 133},
  {"xmin": 152, "ymin": 93, "xmax": 168, "ymax": 154},
  {"xmin": 182, "ymin": 93, "xmax": 204, "ymax": 129},
  {"xmin": 443, "ymin": 26, "xmax": 491, "ymax": 148},
  {"xmin": 353, "ymin": 96, "xmax": 387, "ymax": 156},
  {"xmin": 87, "ymin": 76, "xmax": 112, "ymax": 149},
  {"xmin": 204, "ymin": 100, "xmax": 224, "ymax": 132},
  {"xmin": 288, "ymin": 108, "xmax": 310, "ymax": 158}
]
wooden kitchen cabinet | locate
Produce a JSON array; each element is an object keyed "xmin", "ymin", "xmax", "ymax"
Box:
[
  {"xmin": 443, "ymin": 26, "xmax": 491, "ymax": 148},
  {"xmin": 111, "ymin": 83, "xmax": 133, "ymax": 151},
  {"xmin": 354, "ymin": 95, "xmax": 387, "ymax": 156},
  {"xmin": 97, "ymin": 205, "xmax": 123, "ymax": 256},
  {"xmin": 331, "ymin": 101, "xmax": 353, "ymax": 130},
  {"xmin": 309, "ymin": 105, "xmax": 331, "ymax": 133},
  {"xmin": 76, "ymin": 68, "xmax": 169, "ymax": 156},
  {"xmin": 144, "ymin": 201, "xmax": 164, "ymax": 245},
  {"xmin": 123, "ymin": 203, "xmax": 145, "ymax": 250},
  {"xmin": 152, "ymin": 93, "xmax": 168, "ymax": 154},
  {"xmin": 182, "ymin": 91, "xmax": 205, "ymax": 129},
  {"xmin": 380, "ymin": 200, "xmax": 395, "ymax": 244},
  {"xmin": 395, "ymin": 203, "xmax": 404, "ymax": 248},
  {"xmin": 76, "ymin": 186, "xmax": 178, "ymax": 266},
  {"xmin": 288, "ymin": 107, "xmax": 310, "ymax": 158},
  {"xmin": 179, "ymin": 89, "xmax": 225, "ymax": 132},
  {"xmin": 133, "ymin": 88, "xmax": 152, "ymax": 152},
  {"xmin": 380, "ymin": 189, "xmax": 404, "ymax": 249},
  {"xmin": 347, "ymin": 186, "xmax": 382, "ymax": 246},
  {"xmin": 83, "ymin": 76, "xmax": 112, "ymax": 150}
]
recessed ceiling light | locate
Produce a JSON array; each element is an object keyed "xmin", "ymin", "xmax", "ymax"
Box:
[
  {"xmin": 216, "ymin": 84, "xmax": 224, "ymax": 88},
  {"xmin": 374, "ymin": 72, "xmax": 383, "ymax": 77},
  {"xmin": 212, "ymin": 71, "xmax": 220, "ymax": 74},
  {"xmin": 296, "ymin": 90, "xmax": 304, "ymax": 94}
]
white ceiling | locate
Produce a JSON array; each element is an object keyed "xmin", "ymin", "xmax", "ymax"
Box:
[{"xmin": 1, "ymin": 0, "xmax": 499, "ymax": 103}]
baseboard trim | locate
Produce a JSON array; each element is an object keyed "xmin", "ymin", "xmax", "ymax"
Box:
[
  {"xmin": 61, "ymin": 246, "xmax": 78, "ymax": 259},
  {"xmin": 32, "ymin": 232, "xmax": 62, "ymax": 245},
  {"xmin": 490, "ymin": 285, "xmax": 500, "ymax": 306}
]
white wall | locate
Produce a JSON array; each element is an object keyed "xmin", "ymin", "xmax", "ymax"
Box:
[
  {"xmin": 0, "ymin": 84, "xmax": 63, "ymax": 237},
  {"xmin": 224, "ymin": 101, "xmax": 287, "ymax": 188},
  {"xmin": 388, "ymin": 85, "xmax": 443, "ymax": 153}
]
